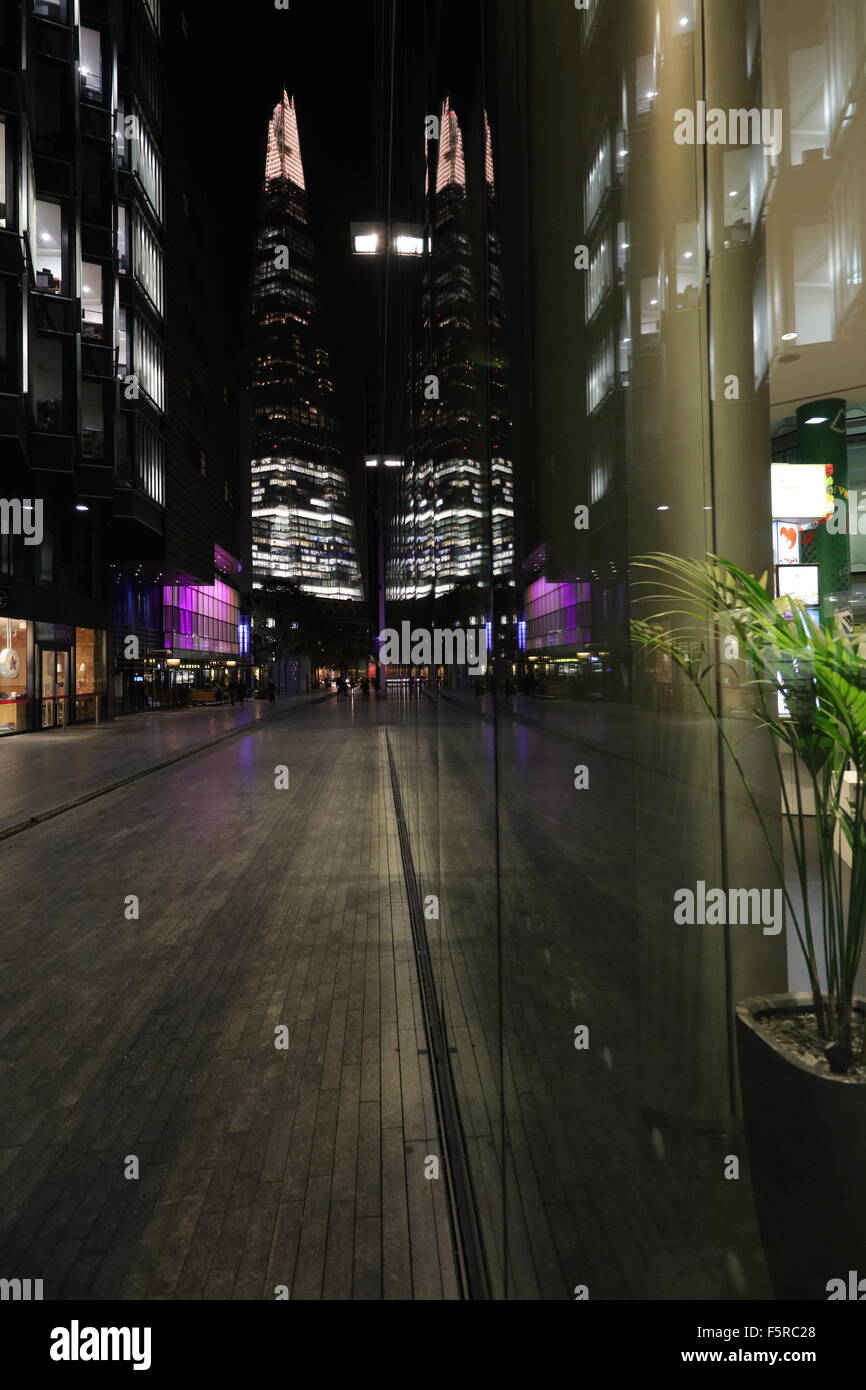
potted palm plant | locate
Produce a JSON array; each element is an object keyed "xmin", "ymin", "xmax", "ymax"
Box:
[{"xmin": 632, "ymin": 554, "xmax": 866, "ymax": 1300}]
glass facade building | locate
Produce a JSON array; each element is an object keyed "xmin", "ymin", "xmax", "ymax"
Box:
[
  {"xmin": 389, "ymin": 97, "xmax": 515, "ymax": 602},
  {"xmin": 376, "ymin": 0, "xmax": 866, "ymax": 1299},
  {"xmin": 250, "ymin": 93, "xmax": 362, "ymax": 601},
  {"xmin": 0, "ymin": 1, "xmax": 244, "ymax": 731}
]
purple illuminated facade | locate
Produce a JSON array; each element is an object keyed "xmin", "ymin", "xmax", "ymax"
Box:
[
  {"xmin": 163, "ymin": 577, "xmax": 240, "ymax": 656},
  {"xmin": 525, "ymin": 576, "xmax": 592, "ymax": 651}
]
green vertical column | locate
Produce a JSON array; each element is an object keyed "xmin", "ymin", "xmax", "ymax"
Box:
[{"xmin": 796, "ymin": 399, "xmax": 849, "ymax": 627}]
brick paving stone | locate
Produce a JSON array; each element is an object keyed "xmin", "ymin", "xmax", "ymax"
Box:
[{"xmin": 0, "ymin": 702, "xmax": 458, "ymax": 1300}]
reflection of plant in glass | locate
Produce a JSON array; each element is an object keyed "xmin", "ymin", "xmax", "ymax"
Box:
[{"xmin": 632, "ymin": 554, "xmax": 866, "ymax": 1073}]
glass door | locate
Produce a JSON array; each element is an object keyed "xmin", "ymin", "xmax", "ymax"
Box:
[{"xmin": 40, "ymin": 649, "xmax": 70, "ymax": 729}]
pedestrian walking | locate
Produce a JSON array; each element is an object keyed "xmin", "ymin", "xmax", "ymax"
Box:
[
  {"xmin": 237, "ymin": 678, "xmax": 246, "ymax": 706},
  {"xmin": 228, "ymin": 675, "xmax": 238, "ymax": 706},
  {"xmin": 267, "ymin": 678, "xmax": 276, "ymax": 704}
]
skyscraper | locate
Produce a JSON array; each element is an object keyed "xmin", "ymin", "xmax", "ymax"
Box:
[
  {"xmin": 390, "ymin": 97, "xmax": 514, "ymax": 602},
  {"xmin": 250, "ymin": 93, "xmax": 362, "ymax": 600}
]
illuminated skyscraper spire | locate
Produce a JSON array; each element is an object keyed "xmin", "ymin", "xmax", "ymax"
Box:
[
  {"xmin": 484, "ymin": 111, "xmax": 495, "ymax": 188},
  {"xmin": 436, "ymin": 97, "xmax": 466, "ymax": 193},
  {"xmin": 265, "ymin": 90, "xmax": 306, "ymax": 190}
]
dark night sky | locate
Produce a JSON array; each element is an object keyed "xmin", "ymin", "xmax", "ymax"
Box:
[
  {"xmin": 183, "ymin": 0, "xmax": 385, "ymax": 474},
  {"xmin": 178, "ymin": 0, "xmax": 492, "ymax": 554}
]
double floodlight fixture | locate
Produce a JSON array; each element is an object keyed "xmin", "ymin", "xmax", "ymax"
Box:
[{"xmin": 351, "ymin": 222, "xmax": 429, "ymax": 258}]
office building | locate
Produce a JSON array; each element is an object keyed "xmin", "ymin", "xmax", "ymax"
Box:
[
  {"xmin": 0, "ymin": 0, "xmax": 245, "ymax": 733},
  {"xmin": 249, "ymin": 92, "xmax": 362, "ymax": 601},
  {"xmin": 389, "ymin": 97, "xmax": 514, "ymax": 603}
]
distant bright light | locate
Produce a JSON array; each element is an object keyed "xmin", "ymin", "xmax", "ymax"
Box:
[
  {"xmin": 679, "ymin": 16, "xmax": 689, "ymax": 26},
  {"xmin": 40, "ymin": 233, "xmax": 52, "ymax": 244},
  {"xmin": 354, "ymin": 233, "xmax": 381, "ymax": 255},
  {"xmin": 650, "ymin": 298, "xmax": 658, "ymax": 306},
  {"xmin": 657, "ymin": 505, "xmax": 670, "ymax": 512},
  {"xmin": 781, "ymin": 332, "xmax": 798, "ymax": 341},
  {"xmin": 76, "ymin": 504, "xmax": 89, "ymax": 512},
  {"xmin": 365, "ymin": 459, "xmax": 379, "ymax": 469},
  {"xmin": 805, "ymin": 416, "xmax": 829, "ymax": 425},
  {"xmin": 394, "ymin": 235, "xmax": 424, "ymax": 257},
  {"xmin": 683, "ymin": 251, "xmax": 693, "ymax": 259},
  {"xmin": 384, "ymin": 459, "xmax": 402, "ymax": 468}
]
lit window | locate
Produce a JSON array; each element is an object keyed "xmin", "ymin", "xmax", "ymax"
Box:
[
  {"xmin": 793, "ymin": 223, "xmax": 833, "ymax": 344},
  {"xmin": 640, "ymin": 276, "xmax": 660, "ymax": 335},
  {"xmin": 0, "ymin": 120, "xmax": 6, "ymax": 228},
  {"xmin": 788, "ymin": 47, "xmax": 828, "ymax": 166},
  {"xmin": 34, "ymin": 201, "xmax": 64, "ymax": 294},
  {"xmin": 117, "ymin": 205, "xmax": 129, "ymax": 273},
  {"xmin": 81, "ymin": 262, "xmax": 104, "ymax": 342},
  {"xmin": 34, "ymin": 0, "xmax": 68, "ymax": 21},
  {"xmin": 80, "ymin": 28, "xmax": 103, "ymax": 103},
  {"xmin": 636, "ymin": 55, "xmax": 657, "ymax": 116},
  {"xmin": 117, "ymin": 306, "xmax": 129, "ymax": 378}
]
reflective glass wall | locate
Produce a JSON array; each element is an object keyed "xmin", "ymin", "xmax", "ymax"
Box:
[{"xmin": 386, "ymin": 0, "xmax": 866, "ymax": 1299}]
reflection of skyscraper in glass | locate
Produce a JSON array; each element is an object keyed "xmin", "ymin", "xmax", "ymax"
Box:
[
  {"xmin": 250, "ymin": 93, "xmax": 362, "ymax": 599},
  {"xmin": 391, "ymin": 99, "xmax": 514, "ymax": 600}
]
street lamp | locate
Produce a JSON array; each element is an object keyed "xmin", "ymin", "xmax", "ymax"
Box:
[{"xmin": 351, "ymin": 222, "xmax": 428, "ymax": 258}]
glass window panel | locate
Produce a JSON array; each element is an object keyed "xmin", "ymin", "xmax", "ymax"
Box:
[
  {"xmin": 0, "ymin": 119, "xmax": 6, "ymax": 228},
  {"xmin": 0, "ymin": 277, "xmax": 16, "ymax": 394},
  {"xmin": 80, "ymin": 28, "xmax": 103, "ymax": 102},
  {"xmin": 793, "ymin": 222, "xmax": 833, "ymax": 344},
  {"xmin": 81, "ymin": 261, "xmax": 104, "ymax": 341},
  {"xmin": 33, "ymin": 336, "xmax": 63, "ymax": 432},
  {"xmin": 81, "ymin": 381, "xmax": 104, "ymax": 458},
  {"xmin": 788, "ymin": 46, "xmax": 828, "ymax": 166},
  {"xmin": 117, "ymin": 205, "xmax": 129, "ymax": 273},
  {"xmin": 34, "ymin": 0, "xmax": 68, "ymax": 21},
  {"xmin": 35, "ymin": 200, "xmax": 63, "ymax": 294}
]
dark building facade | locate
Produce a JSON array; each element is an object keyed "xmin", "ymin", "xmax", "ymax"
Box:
[
  {"xmin": 0, "ymin": 0, "xmax": 245, "ymax": 734},
  {"xmin": 249, "ymin": 92, "xmax": 361, "ymax": 602}
]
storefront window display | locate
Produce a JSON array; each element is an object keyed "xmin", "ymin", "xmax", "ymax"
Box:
[
  {"xmin": 74, "ymin": 628, "xmax": 107, "ymax": 723},
  {"xmin": 0, "ymin": 618, "xmax": 34, "ymax": 734}
]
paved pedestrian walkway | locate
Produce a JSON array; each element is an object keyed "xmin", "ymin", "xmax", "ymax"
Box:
[
  {"xmin": 0, "ymin": 693, "xmax": 329, "ymax": 837},
  {"xmin": 0, "ymin": 699, "xmax": 458, "ymax": 1300},
  {"xmin": 0, "ymin": 692, "xmax": 773, "ymax": 1301}
]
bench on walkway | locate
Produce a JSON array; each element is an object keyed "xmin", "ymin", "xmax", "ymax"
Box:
[{"xmin": 189, "ymin": 689, "xmax": 219, "ymax": 706}]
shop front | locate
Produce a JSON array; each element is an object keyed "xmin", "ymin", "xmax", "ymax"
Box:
[
  {"xmin": 0, "ymin": 616, "xmax": 34, "ymax": 735},
  {"xmin": 0, "ymin": 620, "xmax": 108, "ymax": 736}
]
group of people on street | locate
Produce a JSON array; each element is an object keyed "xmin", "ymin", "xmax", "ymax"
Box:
[
  {"xmin": 335, "ymin": 674, "xmax": 377, "ymax": 701},
  {"xmin": 213, "ymin": 675, "xmax": 276, "ymax": 705}
]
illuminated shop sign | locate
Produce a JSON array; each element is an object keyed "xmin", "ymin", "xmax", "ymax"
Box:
[
  {"xmin": 771, "ymin": 463, "xmax": 832, "ymax": 520},
  {"xmin": 776, "ymin": 564, "xmax": 820, "ymax": 608},
  {"xmin": 773, "ymin": 522, "xmax": 801, "ymax": 565}
]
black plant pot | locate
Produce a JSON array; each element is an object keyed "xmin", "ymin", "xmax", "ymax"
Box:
[{"xmin": 736, "ymin": 993, "xmax": 866, "ymax": 1301}]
